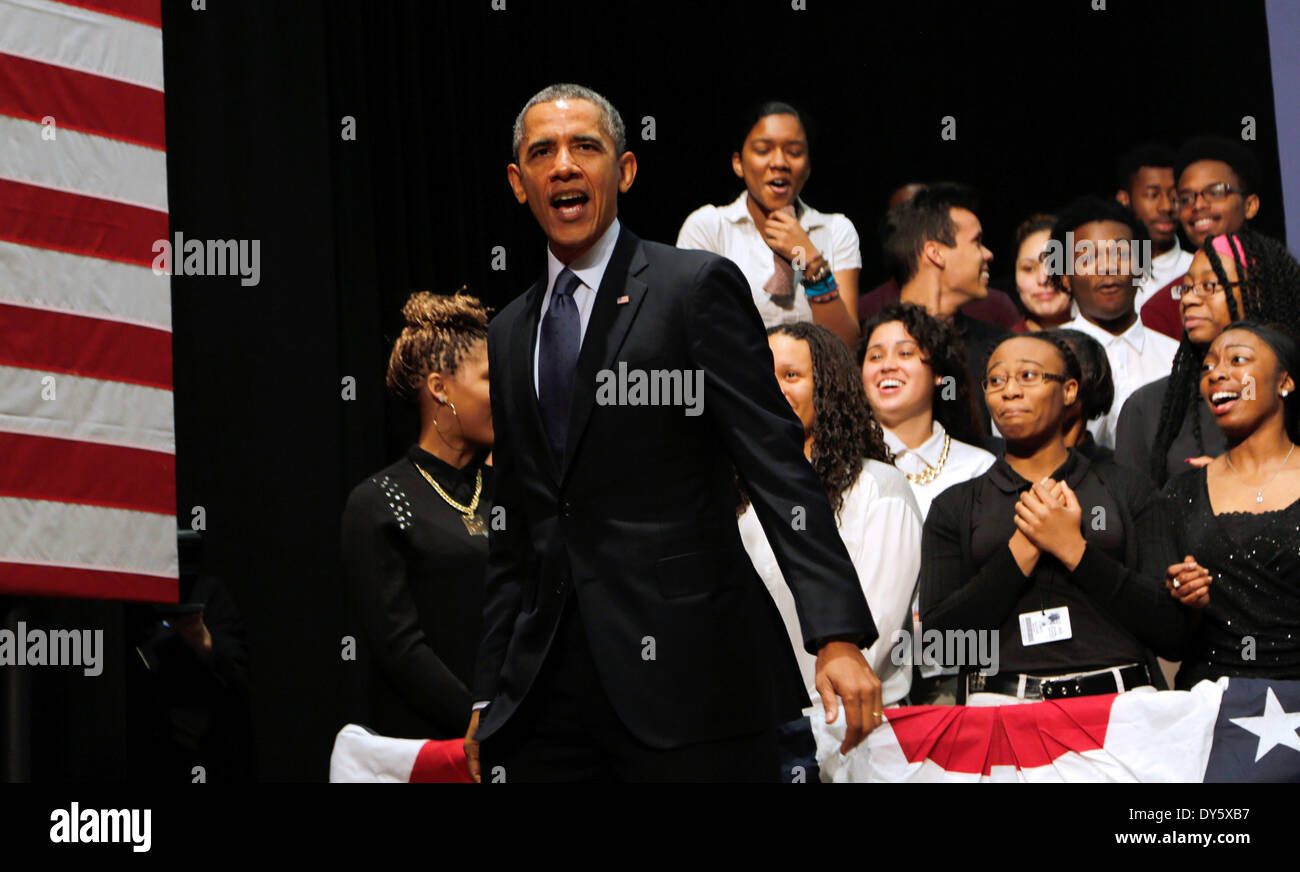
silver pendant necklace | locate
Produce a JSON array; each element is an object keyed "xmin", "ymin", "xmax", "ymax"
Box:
[{"xmin": 1225, "ymin": 443, "xmax": 1296, "ymax": 503}]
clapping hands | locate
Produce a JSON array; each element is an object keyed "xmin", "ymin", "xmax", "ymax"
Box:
[{"xmin": 1013, "ymin": 478, "xmax": 1087, "ymax": 571}]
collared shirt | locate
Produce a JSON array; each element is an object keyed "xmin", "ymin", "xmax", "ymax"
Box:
[
  {"xmin": 532, "ymin": 218, "xmax": 622, "ymax": 396},
  {"xmin": 676, "ymin": 192, "xmax": 861, "ymax": 327},
  {"xmin": 738, "ymin": 459, "xmax": 922, "ymax": 706},
  {"xmin": 1061, "ymin": 314, "xmax": 1179, "ymax": 449},
  {"xmin": 1135, "ymin": 237, "xmax": 1194, "ymax": 312},
  {"xmin": 880, "ymin": 420, "xmax": 995, "ymax": 520}
]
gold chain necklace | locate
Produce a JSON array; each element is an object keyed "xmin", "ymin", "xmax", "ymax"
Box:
[
  {"xmin": 904, "ymin": 433, "xmax": 951, "ymax": 486},
  {"xmin": 413, "ymin": 461, "xmax": 487, "ymax": 536}
]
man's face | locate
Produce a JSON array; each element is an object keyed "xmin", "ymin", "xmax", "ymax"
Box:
[
  {"xmin": 507, "ymin": 98, "xmax": 636, "ymax": 263},
  {"xmin": 1063, "ymin": 219, "xmax": 1139, "ymax": 326},
  {"xmin": 1178, "ymin": 159, "xmax": 1259, "ymax": 248},
  {"xmin": 938, "ymin": 207, "xmax": 992, "ymax": 300},
  {"xmin": 1120, "ymin": 166, "xmax": 1178, "ymax": 249}
]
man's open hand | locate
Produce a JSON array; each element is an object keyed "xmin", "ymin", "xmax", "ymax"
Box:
[{"xmin": 814, "ymin": 640, "xmax": 882, "ymax": 754}]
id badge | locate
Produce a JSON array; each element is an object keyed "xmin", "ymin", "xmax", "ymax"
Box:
[{"xmin": 1019, "ymin": 606, "xmax": 1072, "ymax": 646}]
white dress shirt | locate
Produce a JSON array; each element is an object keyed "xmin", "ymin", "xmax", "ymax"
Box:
[
  {"xmin": 737, "ymin": 459, "xmax": 922, "ymax": 707},
  {"xmin": 1062, "ymin": 314, "xmax": 1179, "ymax": 449},
  {"xmin": 880, "ymin": 421, "xmax": 995, "ymax": 521},
  {"xmin": 532, "ymin": 218, "xmax": 622, "ymax": 396},
  {"xmin": 1135, "ymin": 237, "xmax": 1194, "ymax": 311},
  {"xmin": 676, "ymin": 192, "xmax": 861, "ymax": 327}
]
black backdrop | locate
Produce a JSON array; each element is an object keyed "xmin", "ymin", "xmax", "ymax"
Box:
[{"xmin": 13, "ymin": 0, "xmax": 1284, "ymax": 781}]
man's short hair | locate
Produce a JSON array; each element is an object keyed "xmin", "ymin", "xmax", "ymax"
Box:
[
  {"xmin": 1174, "ymin": 134, "xmax": 1261, "ymax": 193},
  {"xmin": 1115, "ymin": 142, "xmax": 1176, "ymax": 191},
  {"xmin": 880, "ymin": 182, "xmax": 981, "ymax": 286},
  {"xmin": 1047, "ymin": 196, "xmax": 1149, "ymax": 289},
  {"xmin": 511, "ymin": 83, "xmax": 626, "ymax": 160}
]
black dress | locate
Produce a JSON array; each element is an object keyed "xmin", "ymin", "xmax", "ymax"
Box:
[
  {"xmin": 1163, "ymin": 467, "xmax": 1300, "ymax": 687},
  {"xmin": 341, "ymin": 444, "xmax": 493, "ymax": 739}
]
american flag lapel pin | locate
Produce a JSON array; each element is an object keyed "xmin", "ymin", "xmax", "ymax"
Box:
[{"xmin": 616, "ymin": 295, "xmax": 630, "ymax": 305}]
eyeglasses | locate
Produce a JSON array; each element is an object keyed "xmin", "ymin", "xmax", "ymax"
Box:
[
  {"xmin": 1175, "ymin": 182, "xmax": 1247, "ymax": 209},
  {"xmin": 981, "ymin": 368, "xmax": 1069, "ymax": 392},
  {"xmin": 1170, "ymin": 279, "xmax": 1239, "ymax": 300}
]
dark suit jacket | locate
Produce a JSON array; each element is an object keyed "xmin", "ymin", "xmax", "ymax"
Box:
[{"xmin": 473, "ymin": 226, "xmax": 876, "ymax": 749}]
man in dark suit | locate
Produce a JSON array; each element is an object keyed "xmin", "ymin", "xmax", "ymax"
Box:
[{"xmin": 464, "ymin": 84, "xmax": 881, "ymax": 782}]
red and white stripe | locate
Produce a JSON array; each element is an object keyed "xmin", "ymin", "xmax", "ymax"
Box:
[{"xmin": 0, "ymin": 0, "xmax": 175, "ymax": 602}]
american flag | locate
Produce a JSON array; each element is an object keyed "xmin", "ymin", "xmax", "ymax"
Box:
[
  {"xmin": 813, "ymin": 677, "xmax": 1300, "ymax": 782},
  {"xmin": 0, "ymin": 0, "xmax": 176, "ymax": 602}
]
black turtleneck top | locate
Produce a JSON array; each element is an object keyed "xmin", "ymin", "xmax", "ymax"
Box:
[{"xmin": 341, "ymin": 444, "xmax": 494, "ymax": 739}]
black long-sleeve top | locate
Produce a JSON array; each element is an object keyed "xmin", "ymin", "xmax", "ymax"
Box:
[
  {"xmin": 1164, "ymin": 467, "xmax": 1300, "ymax": 687},
  {"xmin": 1115, "ymin": 375, "xmax": 1226, "ymax": 484},
  {"xmin": 920, "ymin": 449, "xmax": 1194, "ymax": 684},
  {"xmin": 341, "ymin": 444, "xmax": 493, "ymax": 739}
]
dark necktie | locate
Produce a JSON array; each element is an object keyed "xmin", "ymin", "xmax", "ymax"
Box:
[{"xmin": 538, "ymin": 268, "xmax": 583, "ymax": 467}]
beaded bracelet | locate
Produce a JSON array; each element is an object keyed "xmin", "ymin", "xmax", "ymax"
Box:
[
  {"xmin": 803, "ymin": 273, "xmax": 838, "ymax": 299},
  {"xmin": 809, "ymin": 289, "xmax": 840, "ymax": 305}
]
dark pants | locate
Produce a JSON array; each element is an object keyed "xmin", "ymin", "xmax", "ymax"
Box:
[{"xmin": 480, "ymin": 594, "xmax": 777, "ymax": 783}]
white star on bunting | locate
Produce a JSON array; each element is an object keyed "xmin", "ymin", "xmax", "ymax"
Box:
[{"xmin": 1229, "ymin": 687, "xmax": 1300, "ymax": 763}]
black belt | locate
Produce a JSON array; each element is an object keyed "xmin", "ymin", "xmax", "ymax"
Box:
[{"xmin": 966, "ymin": 664, "xmax": 1150, "ymax": 701}]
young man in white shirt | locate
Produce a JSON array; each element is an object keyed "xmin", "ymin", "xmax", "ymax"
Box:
[
  {"xmin": 1114, "ymin": 143, "xmax": 1193, "ymax": 340},
  {"xmin": 1053, "ymin": 197, "xmax": 1180, "ymax": 449}
]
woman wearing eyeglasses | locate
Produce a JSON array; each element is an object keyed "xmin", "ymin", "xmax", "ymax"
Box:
[
  {"xmin": 1163, "ymin": 321, "xmax": 1300, "ymax": 686},
  {"xmin": 919, "ymin": 334, "xmax": 1194, "ymax": 703},
  {"xmin": 1115, "ymin": 230, "xmax": 1300, "ymax": 487},
  {"xmin": 340, "ymin": 291, "xmax": 495, "ymax": 740}
]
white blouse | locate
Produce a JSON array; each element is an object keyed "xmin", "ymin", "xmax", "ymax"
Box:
[
  {"xmin": 676, "ymin": 192, "xmax": 861, "ymax": 328},
  {"xmin": 737, "ymin": 459, "xmax": 922, "ymax": 706},
  {"xmin": 881, "ymin": 421, "xmax": 996, "ymax": 521}
]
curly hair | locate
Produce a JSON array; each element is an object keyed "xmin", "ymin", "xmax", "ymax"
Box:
[
  {"xmin": 385, "ymin": 288, "xmax": 490, "ymax": 404},
  {"xmin": 858, "ymin": 303, "xmax": 983, "ymax": 445},
  {"xmin": 1148, "ymin": 229, "xmax": 1300, "ymax": 484},
  {"xmin": 1046, "ymin": 196, "xmax": 1150, "ymax": 293},
  {"xmin": 738, "ymin": 321, "xmax": 890, "ymax": 521}
]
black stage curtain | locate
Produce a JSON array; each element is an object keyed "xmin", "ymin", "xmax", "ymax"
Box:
[{"xmin": 10, "ymin": 0, "xmax": 1281, "ymax": 781}]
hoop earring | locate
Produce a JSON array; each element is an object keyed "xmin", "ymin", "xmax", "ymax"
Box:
[{"xmin": 447, "ymin": 400, "xmax": 458, "ymax": 418}]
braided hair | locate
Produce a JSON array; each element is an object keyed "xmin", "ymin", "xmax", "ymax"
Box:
[
  {"xmin": 990, "ymin": 332, "xmax": 1084, "ymax": 442},
  {"xmin": 385, "ymin": 288, "xmax": 490, "ymax": 404},
  {"xmin": 1048, "ymin": 328, "xmax": 1114, "ymax": 423},
  {"xmin": 739, "ymin": 321, "xmax": 891, "ymax": 520},
  {"xmin": 1148, "ymin": 229, "xmax": 1300, "ymax": 485}
]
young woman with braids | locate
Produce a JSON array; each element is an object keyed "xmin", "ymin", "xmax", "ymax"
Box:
[
  {"xmin": 738, "ymin": 321, "xmax": 922, "ymax": 778},
  {"xmin": 1164, "ymin": 321, "xmax": 1300, "ymax": 686},
  {"xmin": 340, "ymin": 291, "xmax": 495, "ymax": 740},
  {"xmin": 919, "ymin": 333, "xmax": 1194, "ymax": 703},
  {"xmin": 1115, "ymin": 229, "xmax": 1300, "ymax": 486}
]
